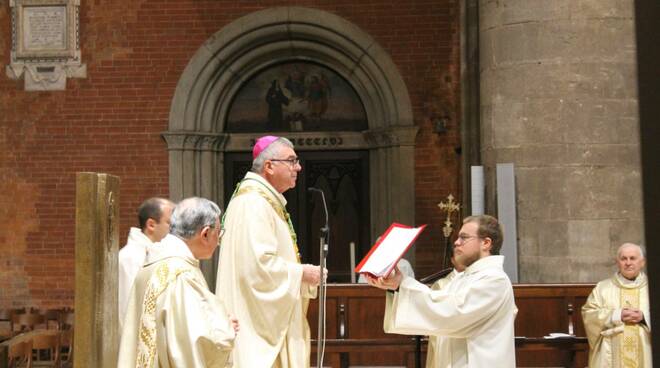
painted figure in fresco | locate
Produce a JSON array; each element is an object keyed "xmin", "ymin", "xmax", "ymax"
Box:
[
  {"xmin": 307, "ymin": 74, "xmax": 331, "ymax": 120},
  {"xmin": 283, "ymin": 70, "xmax": 309, "ymax": 131},
  {"xmin": 285, "ymin": 70, "xmax": 307, "ymax": 99},
  {"xmin": 226, "ymin": 61, "xmax": 368, "ymax": 133},
  {"xmin": 266, "ymin": 80, "xmax": 290, "ymax": 131}
]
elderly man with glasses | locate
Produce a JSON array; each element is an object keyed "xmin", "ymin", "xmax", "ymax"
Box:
[
  {"xmin": 118, "ymin": 197, "xmax": 239, "ymax": 367},
  {"xmin": 366, "ymin": 214, "xmax": 517, "ymax": 367},
  {"xmin": 216, "ymin": 136, "xmax": 323, "ymax": 368}
]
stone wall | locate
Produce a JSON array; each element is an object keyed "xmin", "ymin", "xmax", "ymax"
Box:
[
  {"xmin": 0, "ymin": 1, "xmax": 461, "ymax": 308},
  {"xmin": 480, "ymin": 0, "xmax": 642, "ymax": 282}
]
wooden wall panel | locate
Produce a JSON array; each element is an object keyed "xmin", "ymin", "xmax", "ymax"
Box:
[
  {"xmin": 515, "ymin": 297, "xmax": 567, "ymax": 336},
  {"xmin": 308, "ymin": 298, "xmax": 338, "ymax": 339},
  {"xmin": 346, "ymin": 297, "xmax": 389, "ymax": 339}
]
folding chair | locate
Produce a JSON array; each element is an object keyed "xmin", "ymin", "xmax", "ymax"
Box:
[
  {"xmin": 8, "ymin": 339, "xmax": 33, "ymax": 368},
  {"xmin": 30, "ymin": 331, "xmax": 61, "ymax": 368}
]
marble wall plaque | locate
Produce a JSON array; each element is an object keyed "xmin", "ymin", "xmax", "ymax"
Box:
[
  {"xmin": 23, "ymin": 5, "xmax": 67, "ymax": 52},
  {"xmin": 6, "ymin": 0, "xmax": 86, "ymax": 91}
]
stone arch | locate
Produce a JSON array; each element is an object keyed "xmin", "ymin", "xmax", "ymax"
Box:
[{"xmin": 164, "ymin": 7, "xmax": 418, "ymax": 282}]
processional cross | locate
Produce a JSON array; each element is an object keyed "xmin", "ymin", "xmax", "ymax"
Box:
[
  {"xmin": 437, "ymin": 194, "xmax": 461, "ymax": 269},
  {"xmin": 419, "ymin": 194, "xmax": 463, "ymax": 283},
  {"xmin": 438, "ymin": 194, "xmax": 461, "ymax": 238}
]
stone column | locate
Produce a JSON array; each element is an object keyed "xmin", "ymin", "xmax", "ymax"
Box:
[
  {"xmin": 364, "ymin": 125, "xmax": 419, "ymax": 263},
  {"xmin": 162, "ymin": 131, "xmax": 229, "ymax": 288},
  {"xmin": 74, "ymin": 172, "xmax": 120, "ymax": 368},
  {"xmin": 480, "ymin": 0, "xmax": 642, "ymax": 282}
]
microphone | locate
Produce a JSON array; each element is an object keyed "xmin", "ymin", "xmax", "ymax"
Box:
[{"xmin": 307, "ymin": 187, "xmax": 329, "ymax": 236}]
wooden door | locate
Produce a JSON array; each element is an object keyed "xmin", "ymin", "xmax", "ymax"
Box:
[{"xmin": 224, "ymin": 150, "xmax": 370, "ymax": 282}]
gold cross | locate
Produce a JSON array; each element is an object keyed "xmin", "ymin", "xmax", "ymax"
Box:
[{"xmin": 438, "ymin": 194, "xmax": 461, "ymax": 238}]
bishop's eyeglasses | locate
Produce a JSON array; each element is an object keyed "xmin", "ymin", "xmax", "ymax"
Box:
[{"xmin": 270, "ymin": 157, "xmax": 300, "ymax": 166}]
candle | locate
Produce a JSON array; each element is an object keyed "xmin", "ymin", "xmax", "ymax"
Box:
[{"xmin": 350, "ymin": 241, "xmax": 356, "ymax": 283}]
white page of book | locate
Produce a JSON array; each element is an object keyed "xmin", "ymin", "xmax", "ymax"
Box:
[{"xmin": 359, "ymin": 226, "xmax": 423, "ymax": 276}]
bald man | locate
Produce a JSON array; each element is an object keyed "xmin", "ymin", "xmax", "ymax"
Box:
[{"xmin": 582, "ymin": 243, "xmax": 652, "ymax": 367}]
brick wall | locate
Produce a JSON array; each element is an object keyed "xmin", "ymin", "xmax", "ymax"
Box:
[{"xmin": 0, "ymin": 0, "xmax": 460, "ymax": 308}]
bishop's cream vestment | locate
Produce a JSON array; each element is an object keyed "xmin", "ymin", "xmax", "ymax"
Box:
[
  {"xmin": 118, "ymin": 227, "xmax": 154, "ymax": 332},
  {"xmin": 581, "ymin": 272, "xmax": 652, "ymax": 367},
  {"xmin": 215, "ymin": 172, "xmax": 317, "ymax": 368},
  {"xmin": 118, "ymin": 234, "xmax": 236, "ymax": 368},
  {"xmin": 384, "ymin": 255, "xmax": 517, "ymax": 368}
]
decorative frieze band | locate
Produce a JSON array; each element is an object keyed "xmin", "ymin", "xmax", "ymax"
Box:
[
  {"xmin": 163, "ymin": 129, "xmax": 419, "ymax": 153},
  {"xmin": 255, "ymin": 136, "xmax": 344, "ymax": 148}
]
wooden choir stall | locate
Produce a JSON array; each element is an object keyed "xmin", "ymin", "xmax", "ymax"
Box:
[{"xmin": 308, "ymin": 283, "xmax": 594, "ymax": 368}]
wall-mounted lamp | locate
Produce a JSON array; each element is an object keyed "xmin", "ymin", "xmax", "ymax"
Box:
[{"xmin": 432, "ymin": 116, "xmax": 449, "ymax": 134}]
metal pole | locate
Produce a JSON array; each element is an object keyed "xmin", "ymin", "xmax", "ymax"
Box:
[{"xmin": 316, "ymin": 236, "xmax": 326, "ymax": 368}]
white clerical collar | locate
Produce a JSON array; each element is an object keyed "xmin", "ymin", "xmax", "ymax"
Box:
[
  {"xmin": 245, "ymin": 171, "xmax": 288, "ymax": 206},
  {"xmin": 145, "ymin": 234, "xmax": 198, "ymax": 266},
  {"xmin": 615, "ymin": 272, "xmax": 644, "ymax": 286},
  {"xmin": 126, "ymin": 227, "xmax": 153, "ymax": 248},
  {"xmin": 464, "ymin": 255, "xmax": 504, "ymax": 274}
]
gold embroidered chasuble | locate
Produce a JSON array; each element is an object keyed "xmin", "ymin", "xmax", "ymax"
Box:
[
  {"xmin": 118, "ymin": 234, "xmax": 236, "ymax": 368},
  {"xmin": 215, "ymin": 172, "xmax": 317, "ymax": 368},
  {"xmin": 582, "ymin": 272, "xmax": 652, "ymax": 367}
]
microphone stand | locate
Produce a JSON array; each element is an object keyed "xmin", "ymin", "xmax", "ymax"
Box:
[{"xmin": 308, "ymin": 188, "xmax": 329, "ymax": 368}]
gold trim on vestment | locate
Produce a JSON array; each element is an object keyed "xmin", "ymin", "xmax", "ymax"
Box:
[
  {"xmin": 620, "ymin": 287, "xmax": 642, "ymax": 368},
  {"xmin": 235, "ymin": 185, "xmax": 301, "ymax": 263},
  {"xmin": 135, "ymin": 261, "xmax": 193, "ymax": 368}
]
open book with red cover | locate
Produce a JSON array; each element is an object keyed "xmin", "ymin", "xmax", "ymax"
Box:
[{"xmin": 354, "ymin": 223, "xmax": 427, "ymax": 278}]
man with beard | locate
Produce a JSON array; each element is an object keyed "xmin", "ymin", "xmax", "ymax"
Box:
[{"xmin": 366, "ymin": 215, "xmax": 517, "ymax": 367}]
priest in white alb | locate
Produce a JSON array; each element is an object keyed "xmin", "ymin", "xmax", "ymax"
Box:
[
  {"xmin": 581, "ymin": 242, "xmax": 652, "ymax": 367},
  {"xmin": 118, "ymin": 197, "xmax": 174, "ymax": 332},
  {"xmin": 215, "ymin": 136, "xmax": 324, "ymax": 367},
  {"xmin": 425, "ymin": 250, "xmax": 466, "ymax": 368},
  {"xmin": 118, "ymin": 197, "xmax": 238, "ymax": 367},
  {"xmin": 366, "ymin": 215, "xmax": 517, "ymax": 367}
]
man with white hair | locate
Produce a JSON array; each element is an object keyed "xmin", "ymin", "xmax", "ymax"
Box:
[
  {"xmin": 216, "ymin": 136, "xmax": 323, "ymax": 367},
  {"xmin": 582, "ymin": 242, "xmax": 652, "ymax": 367},
  {"xmin": 118, "ymin": 197, "xmax": 238, "ymax": 367}
]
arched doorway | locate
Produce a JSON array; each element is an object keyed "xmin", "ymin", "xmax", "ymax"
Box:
[{"xmin": 164, "ymin": 7, "xmax": 418, "ymax": 287}]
